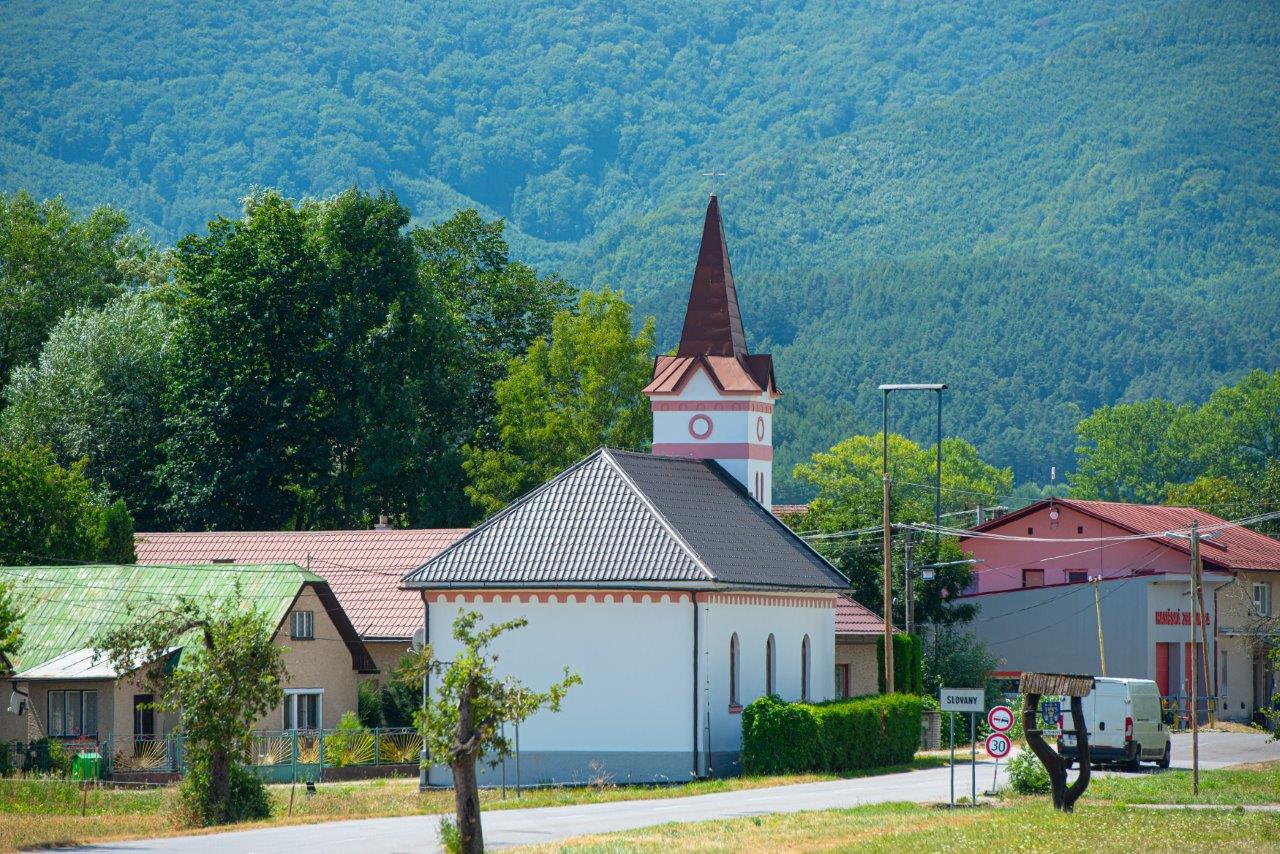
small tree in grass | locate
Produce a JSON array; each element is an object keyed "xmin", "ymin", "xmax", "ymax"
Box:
[
  {"xmin": 97, "ymin": 591, "xmax": 286, "ymax": 825},
  {"xmin": 400, "ymin": 610, "xmax": 580, "ymax": 854}
]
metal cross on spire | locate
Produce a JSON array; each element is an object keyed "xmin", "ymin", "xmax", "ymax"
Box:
[{"xmin": 701, "ymin": 169, "xmax": 727, "ymax": 195}]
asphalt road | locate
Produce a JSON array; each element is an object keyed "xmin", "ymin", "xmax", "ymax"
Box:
[{"xmin": 72, "ymin": 731, "xmax": 1279, "ymax": 854}]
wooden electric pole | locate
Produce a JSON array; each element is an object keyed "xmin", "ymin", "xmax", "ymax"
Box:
[{"xmin": 1091, "ymin": 575, "xmax": 1107, "ymax": 676}]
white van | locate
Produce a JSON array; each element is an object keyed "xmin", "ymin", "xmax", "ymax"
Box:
[{"xmin": 1057, "ymin": 678, "xmax": 1171, "ymax": 770}]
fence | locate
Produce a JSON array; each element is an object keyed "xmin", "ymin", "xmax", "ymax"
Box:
[
  {"xmin": 3, "ymin": 728, "xmax": 422, "ymax": 782},
  {"xmin": 1161, "ymin": 694, "xmax": 1218, "ymax": 730}
]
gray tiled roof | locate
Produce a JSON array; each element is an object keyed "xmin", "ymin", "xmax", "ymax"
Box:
[{"xmin": 402, "ymin": 448, "xmax": 846, "ymax": 590}]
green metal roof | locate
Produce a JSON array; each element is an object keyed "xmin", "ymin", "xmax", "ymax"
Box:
[{"xmin": 1, "ymin": 563, "xmax": 321, "ymax": 673}]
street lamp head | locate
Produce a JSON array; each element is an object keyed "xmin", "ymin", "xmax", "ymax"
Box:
[{"xmin": 879, "ymin": 383, "xmax": 947, "ymax": 391}]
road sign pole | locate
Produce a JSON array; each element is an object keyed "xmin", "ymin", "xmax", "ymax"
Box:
[
  {"xmin": 949, "ymin": 712, "xmax": 955, "ymax": 808},
  {"xmin": 970, "ymin": 712, "xmax": 976, "ymax": 804}
]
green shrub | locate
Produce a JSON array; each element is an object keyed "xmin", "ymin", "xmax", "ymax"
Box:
[
  {"xmin": 741, "ymin": 693, "xmax": 923, "ymax": 775},
  {"xmin": 876, "ymin": 634, "xmax": 923, "ymax": 694},
  {"xmin": 180, "ymin": 764, "xmax": 271, "ymax": 825},
  {"xmin": 357, "ymin": 680, "xmax": 382, "ymax": 729},
  {"xmin": 439, "ymin": 816, "xmax": 461, "ymax": 854},
  {"xmin": 1006, "ymin": 749, "xmax": 1050, "ymax": 794}
]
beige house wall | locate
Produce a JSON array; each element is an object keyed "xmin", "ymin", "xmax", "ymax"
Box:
[
  {"xmin": 6, "ymin": 584, "xmax": 365, "ymax": 747},
  {"xmin": 365, "ymin": 639, "xmax": 412, "ymax": 685},
  {"xmin": 1214, "ymin": 570, "xmax": 1277, "ymax": 723},
  {"xmin": 836, "ymin": 637, "xmax": 879, "ymax": 698}
]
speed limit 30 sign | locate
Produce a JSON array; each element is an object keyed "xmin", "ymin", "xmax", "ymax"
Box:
[
  {"xmin": 985, "ymin": 732, "xmax": 1012, "ymax": 759},
  {"xmin": 987, "ymin": 705, "xmax": 1014, "ymax": 732}
]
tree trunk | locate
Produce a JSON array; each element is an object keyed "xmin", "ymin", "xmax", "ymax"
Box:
[
  {"xmin": 208, "ymin": 745, "xmax": 232, "ymax": 824},
  {"xmin": 451, "ymin": 681, "xmax": 483, "ymax": 853}
]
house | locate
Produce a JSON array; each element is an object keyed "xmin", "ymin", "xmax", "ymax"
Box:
[
  {"xmin": 1, "ymin": 564, "xmax": 374, "ymax": 756},
  {"xmin": 134, "ymin": 528, "xmax": 467, "ymax": 678},
  {"xmin": 401, "ymin": 196, "xmax": 850, "ymax": 784},
  {"xmin": 959, "ymin": 498, "xmax": 1280, "ymax": 723},
  {"xmin": 835, "ymin": 594, "xmax": 885, "ymax": 698}
]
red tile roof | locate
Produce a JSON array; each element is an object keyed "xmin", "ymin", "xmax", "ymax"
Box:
[
  {"xmin": 135, "ymin": 529, "xmax": 468, "ymax": 639},
  {"xmin": 964, "ymin": 499, "xmax": 1280, "ymax": 572},
  {"xmin": 836, "ymin": 593, "xmax": 885, "ymax": 636}
]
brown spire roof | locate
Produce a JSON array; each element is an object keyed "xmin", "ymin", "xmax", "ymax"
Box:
[{"xmin": 677, "ymin": 195, "xmax": 749, "ymax": 358}]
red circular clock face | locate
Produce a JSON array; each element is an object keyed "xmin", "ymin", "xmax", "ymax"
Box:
[
  {"xmin": 688, "ymin": 414, "xmax": 713, "ymax": 439},
  {"xmin": 756, "ymin": 415, "xmax": 765, "ymax": 441}
]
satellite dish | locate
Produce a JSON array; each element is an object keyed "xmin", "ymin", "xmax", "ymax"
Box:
[
  {"xmin": 411, "ymin": 627, "xmax": 426, "ymax": 652},
  {"xmin": 7, "ymin": 691, "xmax": 27, "ymax": 716}
]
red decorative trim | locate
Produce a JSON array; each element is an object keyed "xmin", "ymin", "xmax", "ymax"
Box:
[
  {"xmin": 652, "ymin": 442, "xmax": 773, "ymax": 461},
  {"xmin": 688, "ymin": 414, "xmax": 714, "ymax": 440},
  {"xmin": 429, "ymin": 590, "xmax": 694, "ymax": 605},
  {"xmin": 702, "ymin": 593, "xmax": 835, "ymax": 608},
  {"xmin": 652, "ymin": 401, "xmax": 773, "ymax": 413}
]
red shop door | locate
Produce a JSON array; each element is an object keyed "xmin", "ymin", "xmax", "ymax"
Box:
[{"xmin": 1155, "ymin": 642, "xmax": 1171, "ymax": 696}]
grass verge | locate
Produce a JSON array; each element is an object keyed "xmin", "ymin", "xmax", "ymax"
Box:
[
  {"xmin": 0, "ymin": 756, "xmax": 947, "ymax": 851},
  {"xmin": 1087, "ymin": 762, "xmax": 1280, "ymax": 805},
  {"xmin": 515, "ymin": 799, "xmax": 1280, "ymax": 853}
]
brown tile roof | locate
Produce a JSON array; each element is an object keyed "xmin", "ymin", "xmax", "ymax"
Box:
[
  {"xmin": 135, "ymin": 529, "xmax": 467, "ymax": 639},
  {"xmin": 677, "ymin": 195, "xmax": 749, "ymax": 359},
  {"xmin": 964, "ymin": 499, "xmax": 1280, "ymax": 572},
  {"xmin": 836, "ymin": 593, "xmax": 885, "ymax": 636}
]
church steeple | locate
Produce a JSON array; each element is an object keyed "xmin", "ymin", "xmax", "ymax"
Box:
[
  {"xmin": 677, "ymin": 195, "xmax": 749, "ymax": 359},
  {"xmin": 643, "ymin": 195, "xmax": 779, "ymax": 509}
]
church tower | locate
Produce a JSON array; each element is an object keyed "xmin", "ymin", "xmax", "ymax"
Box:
[{"xmin": 644, "ymin": 195, "xmax": 779, "ymax": 508}]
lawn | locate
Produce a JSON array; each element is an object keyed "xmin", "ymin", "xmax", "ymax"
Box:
[
  {"xmin": 0, "ymin": 757, "xmax": 947, "ymax": 852},
  {"xmin": 1088, "ymin": 762, "xmax": 1280, "ymax": 805},
  {"xmin": 514, "ymin": 800, "xmax": 1280, "ymax": 853}
]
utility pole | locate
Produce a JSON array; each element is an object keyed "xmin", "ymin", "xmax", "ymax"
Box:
[
  {"xmin": 1189, "ymin": 521, "xmax": 1201, "ymax": 796},
  {"xmin": 904, "ymin": 529, "xmax": 914, "ymax": 636},
  {"xmin": 882, "ymin": 392, "xmax": 895, "ymax": 694},
  {"xmin": 1196, "ymin": 564, "xmax": 1214, "ymax": 728},
  {"xmin": 1091, "ymin": 575, "xmax": 1107, "ymax": 676}
]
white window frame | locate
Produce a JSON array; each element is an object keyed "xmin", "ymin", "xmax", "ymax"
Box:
[
  {"xmin": 284, "ymin": 688, "xmax": 323, "ymax": 731},
  {"xmin": 1253, "ymin": 582, "xmax": 1270, "ymax": 618},
  {"xmin": 291, "ymin": 610, "xmax": 315, "ymax": 640}
]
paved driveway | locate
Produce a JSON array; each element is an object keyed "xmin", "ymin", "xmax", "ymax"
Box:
[{"xmin": 72, "ymin": 732, "xmax": 1279, "ymax": 854}]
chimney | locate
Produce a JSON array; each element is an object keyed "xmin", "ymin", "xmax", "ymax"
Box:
[{"xmin": 374, "ymin": 513, "xmax": 392, "ymax": 531}]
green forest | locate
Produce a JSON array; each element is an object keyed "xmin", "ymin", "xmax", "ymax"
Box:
[{"xmin": 2, "ymin": 0, "xmax": 1278, "ymax": 499}]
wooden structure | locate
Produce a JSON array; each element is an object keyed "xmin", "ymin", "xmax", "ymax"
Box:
[{"xmin": 1019, "ymin": 671, "xmax": 1095, "ymax": 812}]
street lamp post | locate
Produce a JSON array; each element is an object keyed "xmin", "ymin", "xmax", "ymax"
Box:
[{"xmin": 878, "ymin": 383, "xmax": 946, "ymax": 693}]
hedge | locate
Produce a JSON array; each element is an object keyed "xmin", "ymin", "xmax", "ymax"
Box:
[
  {"xmin": 876, "ymin": 633, "xmax": 923, "ymax": 694},
  {"xmin": 741, "ymin": 693, "xmax": 924, "ymax": 775}
]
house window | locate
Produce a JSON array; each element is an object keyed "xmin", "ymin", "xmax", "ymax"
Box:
[
  {"xmin": 47, "ymin": 690, "xmax": 98, "ymax": 738},
  {"xmin": 291, "ymin": 610, "xmax": 315, "ymax": 640},
  {"xmin": 729, "ymin": 633, "xmax": 741, "ymax": 709},
  {"xmin": 801, "ymin": 635, "xmax": 811, "ymax": 701},
  {"xmin": 1077, "ymin": 526, "xmax": 1085, "ymax": 535},
  {"xmin": 133, "ymin": 694, "xmax": 155, "ymax": 739},
  {"xmin": 1027, "ymin": 527, "xmax": 1034, "ymax": 535},
  {"xmin": 1022, "ymin": 568, "xmax": 1045, "ymax": 588},
  {"xmin": 284, "ymin": 690, "xmax": 323, "ymax": 730},
  {"xmin": 765, "ymin": 634, "xmax": 777, "ymax": 696},
  {"xmin": 1254, "ymin": 582, "xmax": 1271, "ymax": 617},
  {"xmin": 1066, "ymin": 570, "xmax": 1088, "ymax": 584},
  {"xmin": 835, "ymin": 664, "xmax": 850, "ymax": 699}
]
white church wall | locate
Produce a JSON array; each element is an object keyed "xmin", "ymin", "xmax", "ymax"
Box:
[
  {"xmin": 426, "ymin": 590, "xmax": 696, "ymax": 785},
  {"xmin": 699, "ymin": 593, "xmax": 836, "ymax": 774}
]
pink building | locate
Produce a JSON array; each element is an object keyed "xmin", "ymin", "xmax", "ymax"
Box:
[{"xmin": 958, "ymin": 499, "xmax": 1280, "ymax": 723}]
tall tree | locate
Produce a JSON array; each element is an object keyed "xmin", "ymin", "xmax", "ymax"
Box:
[
  {"xmin": 794, "ymin": 433, "xmax": 1012, "ymax": 626},
  {"xmin": 97, "ymin": 593, "xmax": 285, "ymax": 825},
  {"xmin": 463, "ymin": 288, "xmax": 655, "ymax": 516},
  {"xmin": 399, "ymin": 611, "xmax": 579, "ymax": 854},
  {"xmin": 0, "ymin": 443, "xmax": 133, "ymax": 565},
  {"xmin": 0, "ymin": 581, "xmax": 20, "ymax": 668},
  {"xmin": 0, "ymin": 191, "xmax": 156, "ymax": 385},
  {"xmin": 2, "ymin": 292, "xmax": 172, "ymax": 527}
]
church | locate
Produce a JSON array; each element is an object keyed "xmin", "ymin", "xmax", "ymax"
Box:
[{"xmin": 402, "ymin": 196, "xmax": 847, "ymax": 784}]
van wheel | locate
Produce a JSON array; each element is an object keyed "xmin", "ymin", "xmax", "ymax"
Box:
[
  {"xmin": 1125, "ymin": 745, "xmax": 1141, "ymax": 772},
  {"xmin": 1157, "ymin": 743, "xmax": 1171, "ymax": 769}
]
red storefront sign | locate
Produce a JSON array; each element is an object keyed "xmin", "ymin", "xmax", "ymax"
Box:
[{"xmin": 1153, "ymin": 609, "xmax": 1208, "ymax": 626}]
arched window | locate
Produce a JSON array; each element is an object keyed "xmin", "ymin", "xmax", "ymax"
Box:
[
  {"xmin": 729, "ymin": 633, "xmax": 740, "ymax": 707},
  {"xmin": 801, "ymin": 635, "xmax": 811, "ymax": 701},
  {"xmin": 765, "ymin": 634, "xmax": 776, "ymax": 696}
]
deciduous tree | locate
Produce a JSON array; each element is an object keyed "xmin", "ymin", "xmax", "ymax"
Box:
[
  {"xmin": 463, "ymin": 288, "xmax": 654, "ymax": 516},
  {"xmin": 399, "ymin": 611, "xmax": 580, "ymax": 854},
  {"xmin": 96, "ymin": 593, "xmax": 285, "ymax": 825}
]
